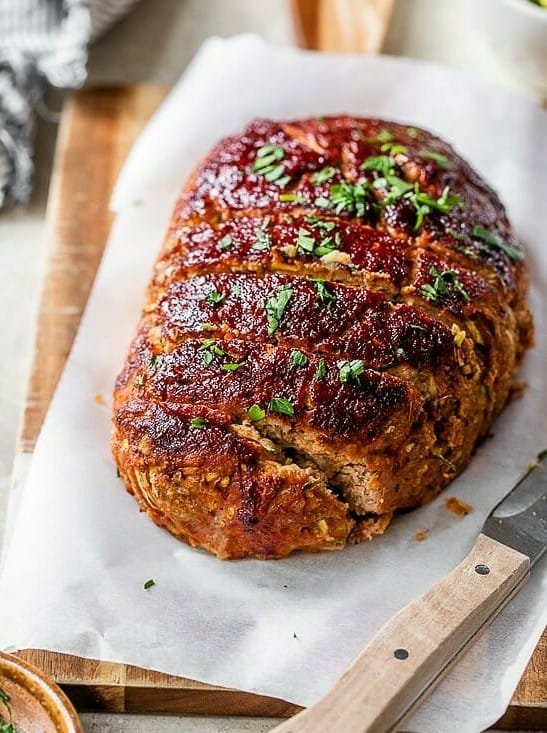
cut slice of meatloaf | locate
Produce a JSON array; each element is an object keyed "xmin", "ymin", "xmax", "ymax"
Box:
[{"xmin": 112, "ymin": 116, "xmax": 533, "ymax": 559}]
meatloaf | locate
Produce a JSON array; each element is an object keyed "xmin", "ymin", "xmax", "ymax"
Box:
[{"xmin": 112, "ymin": 116, "xmax": 533, "ymax": 559}]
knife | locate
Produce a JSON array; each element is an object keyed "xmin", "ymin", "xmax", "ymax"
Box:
[{"xmin": 272, "ymin": 451, "xmax": 547, "ymax": 733}]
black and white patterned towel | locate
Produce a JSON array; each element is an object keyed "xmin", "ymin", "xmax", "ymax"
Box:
[{"xmin": 0, "ymin": 0, "xmax": 140, "ymax": 209}]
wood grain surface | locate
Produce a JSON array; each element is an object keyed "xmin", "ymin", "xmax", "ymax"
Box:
[
  {"xmin": 290, "ymin": 0, "xmax": 395, "ymax": 54},
  {"xmin": 12, "ymin": 79, "xmax": 546, "ymax": 726}
]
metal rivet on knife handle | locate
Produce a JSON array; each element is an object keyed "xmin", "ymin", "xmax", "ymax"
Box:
[
  {"xmin": 393, "ymin": 648, "xmax": 409, "ymax": 660},
  {"xmin": 475, "ymin": 564, "xmax": 490, "ymax": 575}
]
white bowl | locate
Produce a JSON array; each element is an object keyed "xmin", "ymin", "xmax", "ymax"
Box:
[{"xmin": 471, "ymin": 0, "xmax": 547, "ymax": 97}]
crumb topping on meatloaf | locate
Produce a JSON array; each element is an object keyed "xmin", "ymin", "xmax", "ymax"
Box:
[{"xmin": 112, "ymin": 117, "xmax": 533, "ymax": 559}]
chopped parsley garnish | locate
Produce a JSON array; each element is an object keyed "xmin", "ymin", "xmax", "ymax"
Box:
[
  {"xmin": 279, "ymin": 192, "xmax": 305, "ymax": 203},
  {"xmin": 419, "ymin": 267, "xmax": 470, "ymax": 303},
  {"xmin": 247, "ymin": 405, "xmax": 266, "ymax": 422},
  {"xmin": 217, "ymin": 234, "xmax": 233, "ymax": 251},
  {"xmin": 446, "ymin": 227, "xmax": 468, "ymax": 242},
  {"xmin": 329, "ymin": 180, "xmax": 372, "ymax": 217},
  {"xmin": 190, "ymin": 417, "xmax": 205, "ymax": 429},
  {"xmin": 338, "ymin": 359, "xmax": 365, "ymax": 384},
  {"xmin": 372, "ymin": 174, "xmax": 413, "ymax": 203},
  {"xmin": 265, "ymin": 285, "xmax": 294, "ymax": 335},
  {"xmin": 423, "ymin": 151, "xmax": 451, "ymax": 169},
  {"xmin": 471, "ymin": 225, "xmax": 524, "ymax": 262},
  {"xmin": 253, "ymin": 144, "xmax": 290, "ymax": 187},
  {"xmin": 380, "ymin": 142, "xmax": 407, "ymax": 156},
  {"xmin": 134, "ymin": 374, "xmax": 145, "ymax": 388},
  {"xmin": 247, "ymin": 404, "xmax": 266, "ymax": 421},
  {"xmin": 373, "ymin": 178, "xmax": 461, "ymax": 229},
  {"xmin": 206, "ymin": 289, "xmax": 225, "ymax": 306},
  {"xmin": 200, "ymin": 321, "xmax": 215, "ymax": 331},
  {"xmin": 143, "ymin": 579, "xmax": 155, "ymax": 590},
  {"xmin": 312, "ymin": 166, "xmax": 337, "ymax": 185},
  {"xmin": 314, "ymin": 235, "xmax": 340, "ymax": 257},
  {"xmin": 268, "ymin": 396, "xmax": 295, "ymax": 417},
  {"xmin": 297, "ymin": 221, "xmax": 340, "ymax": 258},
  {"xmin": 252, "ymin": 217, "xmax": 272, "ymax": 251},
  {"xmin": 313, "ymin": 279, "xmax": 337, "ymax": 309},
  {"xmin": 297, "ymin": 227, "xmax": 315, "ymax": 254},
  {"xmin": 361, "ymin": 154, "xmax": 395, "ymax": 176},
  {"xmin": 305, "ymin": 215, "xmax": 336, "ymax": 231},
  {"xmin": 149, "ymin": 354, "xmax": 161, "ymax": 369},
  {"xmin": 407, "ymin": 127, "xmax": 419, "ymax": 138},
  {"xmin": 0, "ymin": 688, "xmax": 16, "ymax": 733},
  {"xmin": 221, "ymin": 362, "xmax": 245, "ymax": 371},
  {"xmin": 365, "ymin": 129, "xmax": 393, "ymax": 145},
  {"xmin": 290, "ymin": 349, "xmax": 309, "ymax": 368},
  {"xmin": 315, "ymin": 358, "xmax": 327, "ymax": 380},
  {"xmin": 314, "ymin": 196, "xmax": 331, "ymax": 208},
  {"xmin": 199, "ymin": 338, "xmax": 227, "ymax": 366}
]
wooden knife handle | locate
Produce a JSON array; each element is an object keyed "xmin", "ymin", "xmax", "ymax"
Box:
[{"xmin": 272, "ymin": 534, "xmax": 530, "ymax": 733}]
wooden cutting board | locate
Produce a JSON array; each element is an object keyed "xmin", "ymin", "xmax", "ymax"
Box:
[{"xmin": 12, "ymin": 72, "xmax": 547, "ymax": 733}]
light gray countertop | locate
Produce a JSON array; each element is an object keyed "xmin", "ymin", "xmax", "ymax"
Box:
[{"xmin": 0, "ymin": 1, "xmax": 540, "ymax": 731}]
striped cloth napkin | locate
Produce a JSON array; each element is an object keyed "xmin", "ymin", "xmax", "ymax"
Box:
[{"xmin": 0, "ymin": 0, "xmax": 140, "ymax": 209}]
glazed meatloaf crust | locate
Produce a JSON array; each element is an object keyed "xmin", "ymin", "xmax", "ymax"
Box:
[{"xmin": 112, "ymin": 116, "xmax": 533, "ymax": 559}]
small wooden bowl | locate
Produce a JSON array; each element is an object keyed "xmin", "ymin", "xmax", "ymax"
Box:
[{"xmin": 0, "ymin": 651, "xmax": 83, "ymax": 732}]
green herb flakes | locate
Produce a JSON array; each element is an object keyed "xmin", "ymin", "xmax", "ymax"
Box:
[
  {"xmin": 221, "ymin": 362, "xmax": 245, "ymax": 372},
  {"xmin": 312, "ymin": 166, "xmax": 337, "ymax": 185},
  {"xmin": 290, "ymin": 349, "xmax": 309, "ymax": 368},
  {"xmin": 206, "ymin": 290, "xmax": 225, "ymax": 306},
  {"xmin": 423, "ymin": 151, "xmax": 451, "ymax": 169},
  {"xmin": 268, "ymin": 396, "xmax": 295, "ymax": 417},
  {"xmin": 279, "ymin": 192, "xmax": 305, "ymax": 203},
  {"xmin": 329, "ymin": 180, "xmax": 371, "ymax": 217},
  {"xmin": 380, "ymin": 142, "xmax": 408, "ymax": 156},
  {"xmin": 265, "ymin": 285, "xmax": 294, "ymax": 335},
  {"xmin": 134, "ymin": 374, "xmax": 145, "ymax": 388},
  {"xmin": 396, "ymin": 347, "xmax": 407, "ymax": 359},
  {"xmin": 304, "ymin": 215, "xmax": 336, "ymax": 231},
  {"xmin": 420, "ymin": 267, "xmax": 470, "ymax": 303},
  {"xmin": 199, "ymin": 338, "xmax": 227, "ymax": 366},
  {"xmin": 313, "ymin": 279, "xmax": 337, "ymax": 309},
  {"xmin": 252, "ymin": 217, "xmax": 272, "ymax": 251},
  {"xmin": 149, "ymin": 354, "xmax": 161, "ymax": 369},
  {"xmin": 0, "ymin": 687, "xmax": 15, "ymax": 733},
  {"xmin": 217, "ymin": 234, "xmax": 233, "ymax": 252},
  {"xmin": 143, "ymin": 579, "xmax": 155, "ymax": 590},
  {"xmin": 360, "ymin": 155, "xmax": 394, "ymax": 176},
  {"xmin": 407, "ymin": 127, "xmax": 419, "ymax": 138},
  {"xmin": 253, "ymin": 144, "xmax": 290, "ymax": 187},
  {"xmin": 314, "ymin": 196, "xmax": 331, "ymax": 208},
  {"xmin": 365, "ymin": 129, "xmax": 393, "ymax": 145},
  {"xmin": 338, "ymin": 359, "xmax": 365, "ymax": 384},
  {"xmin": 200, "ymin": 322, "xmax": 216, "ymax": 331},
  {"xmin": 190, "ymin": 417, "xmax": 205, "ymax": 429},
  {"xmin": 247, "ymin": 404, "xmax": 266, "ymax": 421},
  {"xmin": 471, "ymin": 225, "xmax": 524, "ymax": 262},
  {"xmin": 297, "ymin": 227, "xmax": 315, "ymax": 254},
  {"xmin": 409, "ymin": 323, "xmax": 426, "ymax": 333},
  {"xmin": 315, "ymin": 358, "xmax": 327, "ymax": 381},
  {"xmin": 445, "ymin": 227, "xmax": 468, "ymax": 242},
  {"xmin": 373, "ymin": 174, "xmax": 413, "ymax": 203}
]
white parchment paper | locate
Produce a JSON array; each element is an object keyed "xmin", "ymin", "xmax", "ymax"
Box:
[{"xmin": 1, "ymin": 36, "xmax": 546, "ymax": 733}]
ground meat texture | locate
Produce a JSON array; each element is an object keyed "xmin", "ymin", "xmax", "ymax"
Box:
[{"xmin": 112, "ymin": 116, "xmax": 533, "ymax": 559}]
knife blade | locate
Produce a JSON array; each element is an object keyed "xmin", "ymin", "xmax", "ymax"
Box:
[{"xmin": 272, "ymin": 452, "xmax": 547, "ymax": 733}]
